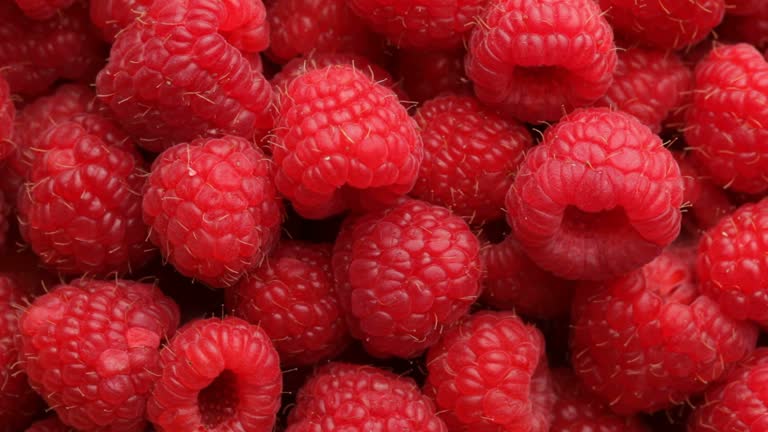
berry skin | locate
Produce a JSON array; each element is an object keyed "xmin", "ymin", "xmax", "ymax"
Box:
[
  {"xmin": 272, "ymin": 64, "xmax": 422, "ymax": 219},
  {"xmin": 0, "ymin": 75, "xmax": 14, "ymax": 161},
  {"xmin": 13, "ymin": 0, "xmax": 75, "ymax": 20},
  {"xmin": 24, "ymin": 417, "xmax": 70, "ymax": 432},
  {"xmin": 425, "ymin": 311, "xmax": 555, "ymax": 432},
  {"xmin": 718, "ymin": 7, "xmax": 768, "ymax": 50},
  {"xmin": 95, "ymin": 0, "xmax": 273, "ymax": 152},
  {"xmin": 226, "ymin": 241, "xmax": 351, "ymax": 367},
  {"xmin": 18, "ymin": 278, "xmax": 180, "ymax": 432},
  {"xmin": 333, "ymin": 199, "xmax": 482, "ymax": 358},
  {"xmin": 593, "ymin": 48, "xmax": 692, "ymax": 134},
  {"xmin": 506, "ymin": 108, "xmax": 684, "ymax": 280},
  {"xmin": 89, "ymin": 0, "xmax": 153, "ymax": 42},
  {"xmin": 397, "ymin": 48, "xmax": 471, "ymax": 104},
  {"xmin": 411, "ymin": 94, "xmax": 532, "ymax": 223},
  {"xmin": 270, "ymin": 53, "xmax": 397, "ymax": 95},
  {"xmin": 685, "ymin": 43, "xmax": 768, "ymax": 194},
  {"xmin": 17, "ymin": 113, "xmax": 154, "ymax": 276},
  {"xmin": 147, "ymin": 317, "xmax": 282, "ymax": 432},
  {"xmin": 571, "ymin": 248, "xmax": 759, "ymax": 415},
  {"xmin": 675, "ymin": 151, "xmax": 734, "ymax": 230},
  {"xmin": 143, "ymin": 135, "xmax": 283, "ymax": 288},
  {"xmin": 286, "ymin": 362, "xmax": 447, "ymax": 432},
  {"xmin": 466, "ymin": 0, "xmax": 617, "ymax": 123}
]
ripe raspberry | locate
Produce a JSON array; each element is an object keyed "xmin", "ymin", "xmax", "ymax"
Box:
[
  {"xmin": 571, "ymin": 247, "xmax": 758, "ymax": 414},
  {"xmin": 425, "ymin": 311, "xmax": 555, "ymax": 432},
  {"xmin": 24, "ymin": 417, "xmax": 69, "ymax": 432},
  {"xmin": 466, "ymin": 0, "xmax": 617, "ymax": 123},
  {"xmin": 675, "ymin": 151, "xmax": 734, "ymax": 230},
  {"xmin": 0, "ymin": 75, "xmax": 14, "ymax": 161},
  {"xmin": 0, "ymin": 191, "xmax": 9, "ymax": 251},
  {"xmin": 147, "ymin": 317, "xmax": 282, "ymax": 432},
  {"xmin": 95, "ymin": 0, "xmax": 273, "ymax": 152},
  {"xmin": 270, "ymin": 53, "xmax": 397, "ymax": 95},
  {"xmin": 142, "ymin": 135, "xmax": 283, "ymax": 288},
  {"xmin": 272, "ymin": 64, "xmax": 422, "ymax": 219},
  {"xmin": 286, "ymin": 362, "xmax": 447, "ymax": 431},
  {"xmin": 13, "ymin": 0, "xmax": 75, "ymax": 20},
  {"xmin": 89, "ymin": 0, "xmax": 153, "ymax": 42},
  {"xmin": 333, "ymin": 199, "xmax": 482, "ymax": 358},
  {"xmin": 725, "ymin": 0, "xmax": 762, "ymax": 14},
  {"xmin": 593, "ymin": 48, "xmax": 692, "ymax": 133},
  {"xmin": 685, "ymin": 43, "xmax": 768, "ymax": 194},
  {"xmin": 397, "ymin": 48, "xmax": 471, "ymax": 104},
  {"xmin": 411, "ymin": 94, "xmax": 532, "ymax": 223},
  {"xmin": 718, "ymin": 8, "xmax": 768, "ymax": 50},
  {"xmin": 17, "ymin": 278, "xmax": 180, "ymax": 432},
  {"xmin": 226, "ymin": 241, "xmax": 351, "ymax": 367},
  {"xmin": 506, "ymin": 108, "xmax": 684, "ymax": 280},
  {"xmin": 550, "ymin": 368, "xmax": 650, "ymax": 432}
]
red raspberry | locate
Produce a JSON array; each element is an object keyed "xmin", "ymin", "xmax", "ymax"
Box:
[
  {"xmin": 147, "ymin": 317, "xmax": 282, "ymax": 432},
  {"xmin": 718, "ymin": 8, "xmax": 768, "ymax": 50},
  {"xmin": 571, "ymin": 247, "xmax": 758, "ymax": 414},
  {"xmin": 333, "ymin": 199, "xmax": 482, "ymax": 358},
  {"xmin": 272, "ymin": 64, "xmax": 422, "ymax": 219},
  {"xmin": 13, "ymin": 0, "xmax": 75, "ymax": 20},
  {"xmin": 0, "ymin": 75, "xmax": 14, "ymax": 161},
  {"xmin": 397, "ymin": 48, "xmax": 471, "ymax": 104},
  {"xmin": 425, "ymin": 311, "xmax": 555, "ymax": 432},
  {"xmin": 675, "ymin": 151, "xmax": 734, "ymax": 230},
  {"xmin": 725, "ymin": 0, "xmax": 763, "ymax": 14},
  {"xmin": 506, "ymin": 108, "xmax": 684, "ymax": 280},
  {"xmin": 411, "ymin": 94, "xmax": 532, "ymax": 223},
  {"xmin": 550, "ymin": 368, "xmax": 650, "ymax": 432},
  {"xmin": 271, "ymin": 52, "xmax": 397, "ymax": 94},
  {"xmin": 466, "ymin": 0, "xmax": 617, "ymax": 123},
  {"xmin": 685, "ymin": 43, "xmax": 768, "ymax": 194},
  {"xmin": 286, "ymin": 362, "xmax": 447, "ymax": 432},
  {"xmin": 142, "ymin": 135, "xmax": 283, "ymax": 288},
  {"xmin": 95, "ymin": 0, "xmax": 273, "ymax": 152},
  {"xmin": 348, "ymin": 0, "xmax": 486, "ymax": 50},
  {"xmin": 18, "ymin": 278, "xmax": 180, "ymax": 432},
  {"xmin": 24, "ymin": 417, "xmax": 69, "ymax": 432},
  {"xmin": 226, "ymin": 241, "xmax": 351, "ymax": 367},
  {"xmin": 593, "ymin": 48, "xmax": 692, "ymax": 133},
  {"xmin": 89, "ymin": 0, "xmax": 153, "ymax": 42}
]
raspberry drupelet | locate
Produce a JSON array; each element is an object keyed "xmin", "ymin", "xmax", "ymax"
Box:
[
  {"xmin": 0, "ymin": 75, "xmax": 14, "ymax": 161},
  {"xmin": 89, "ymin": 0, "xmax": 154, "ymax": 42},
  {"xmin": 676, "ymin": 151, "xmax": 735, "ymax": 231},
  {"xmin": 12, "ymin": 0, "xmax": 76, "ymax": 20}
]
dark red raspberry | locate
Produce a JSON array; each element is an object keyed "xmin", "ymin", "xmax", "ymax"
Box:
[
  {"xmin": 397, "ymin": 48, "xmax": 471, "ymax": 104},
  {"xmin": 286, "ymin": 362, "xmax": 447, "ymax": 431},
  {"xmin": 24, "ymin": 417, "xmax": 69, "ymax": 432},
  {"xmin": 89, "ymin": 0, "xmax": 153, "ymax": 42},
  {"xmin": 506, "ymin": 108, "xmax": 684, "ymax": 280},
  {"xmin": 226, "ymin": 241, "xmax": 351, "ymax": 367},
  {"xmin": 333, "ymin": 199, "xmax": 482, "ymax": 358},
  {"xmin": 17, "ymin": 113, "xmax": 154, "ymax": 276},
  {"xmin": 411, "ymin": 94, "xmax": 532, "ymax": 223},
  {"xmin": 685, "ymin": 43, "xmax": 768, "ymax": 194},
  {"xmin": 271, "ymin": 52, "xmax": 397, "ymax": 94},
  {"xmin": 466, "ymin": 0, "xmax": 617, "ymax": 123},
  {"xmin": 725, "ymin": 0, "xmax": 762, "ymax": 14},
  {"xmin": 95, "ymin": 0, "xmax": 273, "ymax": 152},
  {"xmin": 425, "ymin": 311, "xmax": 555, "ymax": 432},
  {"xmin": 718, "ymin": 7, "xmax": 768, "ymax": 50},
  {"xmin": 550, "ymin": 368, "xmax": 650, "ymax": 432},
  {"xmin": 143, "ymin": 135, "xmax": 283, "ymax": 288},
  {"xmin": 13, "ymin": 0, "xmax": 75, "ymax": 20},
  {"xmin": 571, "ymin": 247, "xmax": 758, "ymax": 414},
  {"xmin": 675, "ymin": 151, "xmax": 734, "ymax": 230},
  {"xmin": 0, "ymin": 75, "xmax": 14, "ymax": 161},
  {"xmin": 272, "ymin": 64, "xmax": 422, "ymax": 219},
  {"xmin": 147, "ymin": 317, "xmax": 282, "ymax": 432},
  {"xmin": 18, "ymin": 278, "xmax": 180, "ymax": 432}
]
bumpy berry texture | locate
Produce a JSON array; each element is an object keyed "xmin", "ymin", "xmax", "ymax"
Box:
[
  {"xmin": 226, "ymin": 241, "xmax": 351, "ymax": 367},
  {"xmin": 599, "ymin": 0, "xmax": 725, "ymax": 50},
  {"xmin": 675, "ymin": 152, "xmax": 734, "ymax": 230},
  {"xmin": 685, "ymin": 43, "xmax": 768, "ymax": 194},
  {"xmin": 571, "ymin": 248, "xmax": 758, "ymax": 414},
  {"xmin": 147, "ymin": 317, "xmax": 282, "ymax": 432},
  {"xmin": 18, "ymin": 278, "xmax": 180, "ymax": 432},
  {"xmin": 272, "ymin": 64, "xmax": 422, "ymax": 219},
  {"xmin": 270, "ymin": 53, "xmax": 396, "ymax": 94},
  {"xmin": 13, "ymin": 0, "xmax": 75, "ymax": 20},
  {"xmin": 397, "ymin": 48, "xmax": 470, "ymax": 104},
  {"xmin": 506, "ymin": 108, "xmax": 684, "ymax": 280},
  {"xmin": 25, "ymin": 417, "xmax": 69, "ymax": 432},
  {"xmin": 143, "ymin": 135, "xmax": 283, "ymax": 288},
  {"xmin": 466, "ymin": 0, "xmax": 617, "ymax": 123},
  {"xmin": 0, "ymin": 75, "xmax": 14, "ymax": 161},
  {"xmin": 286, "ymin": 362, "xmax": 447, "ymax": 432},
  {"xmin": 425, "ymin": 311, "xmax": 555, "ymax": 432},
  {"xmin": 594, "ymin": 48, "xmax": 692, "ymax": 133},
  {"xmin": 333, "ymin": 199, "xmax": 482, "ymax": 358},
  {"xmin": 95, "ymin": 0, "xmax": 273, "ymax": 152},
  {"xmin": 89, "ymin": 0, "xmax": 153, "ymax": 42},
  {"xmin": 411, "ymin": 94, "xmax": 532, "ymax": 224},
  {"xmin": 18, "ymin": 113, "xmax": 154, "ymax": 275},
  {"xmin": 348, "ymin": 0, "xmax": 486, "ymax": 50}
]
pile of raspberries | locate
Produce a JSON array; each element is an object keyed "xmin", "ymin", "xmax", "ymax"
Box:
[{"xmin": 2, "ymin": 0, "xmax": 768, "ymax": 431}]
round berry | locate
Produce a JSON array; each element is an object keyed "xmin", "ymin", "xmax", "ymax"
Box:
[
  {"xmin": 397, "ymin": 48, "xmax": 470, "ymax": 104},
  {"xmin": 271, "ymin": 52, "xmax": 396, "ymax": 94}
]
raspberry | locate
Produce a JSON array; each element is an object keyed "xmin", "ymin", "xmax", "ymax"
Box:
[
  {"xmin": 17, "ymin": 278, "xmax": 180, "ymax": 431},
  {"xmin": 593, "ymin": 48, "xmax": 692, "ymax": 133},
  {"xmin": 506, "ymin": 108, "xmax": 684, "ymax": 280},
  {"xmin": 550, "ymin": 368, "xmax": 650, "ymax": 432},
  {"xmin": 397, "ymin": 48, "xmax": 471, "ymax": 104},
  {"xmin": 13, "ymin": 0, "xmax": 75, "ymax": 20},
  {"xmin": 272, "ymin": 64, "xmax": 422, "ymax": 219},
  {"xmin": 718, "ymin": 7, "xmax": 768, "ymax": 50},
  {"xmin": 226, "ymin": 241, "xmax": 351, "ymax": 367},
  {"xmin": 466, "ymin": 0, "xmax": 617, "ymax": 123},
  {"xmin": 24, "ymin": 417, "xmax": 69, "ymax": 432},
  {"xmin": 286, "ymin": 362, "xmax": 447, "ymax": 431},
  {"xmin": 95, "ymin": 0, "xmax": 273, "ymax": 152},
  {"xmin": 147, "ymin": 317, "xmax": 282, "ymax": 432},
  {"xmin": 0, "ymin": 75, "xmax": 14, "ymax": 161},
  {"xmin": 270, "ymin": 53, "xmax": 397, "ymax": 95},
  {"xmin": 675, "ymin": 151, "xmax": 734, "ymax": 230},
  {"xmin": 725, "ymin": 0, "xmax": 763, "ymax": 14},
  {"xmin": 17, "ymin": 113, "xmax": 154, "ymax": 276},
  {"xmin": 348, "ymin": 0, "xmax": 486, "ymax": 50},
  {"xmin": 89, "ymin": 0, "xmax": 153, "ymax": 42},
  {"xmin": 411, "ymin": 94, "xmax": 532, "ymax": 223},
  {"xmin": 571, "ymin": 247, "xmax": 759, "ymax": 414},
  {"xmin": 425, "ymin": 311, "xmax": 555, "ymax": 432},
  {"xmin": 685, "ymin": 43, "xmax": 768, "ymax": 194}
]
